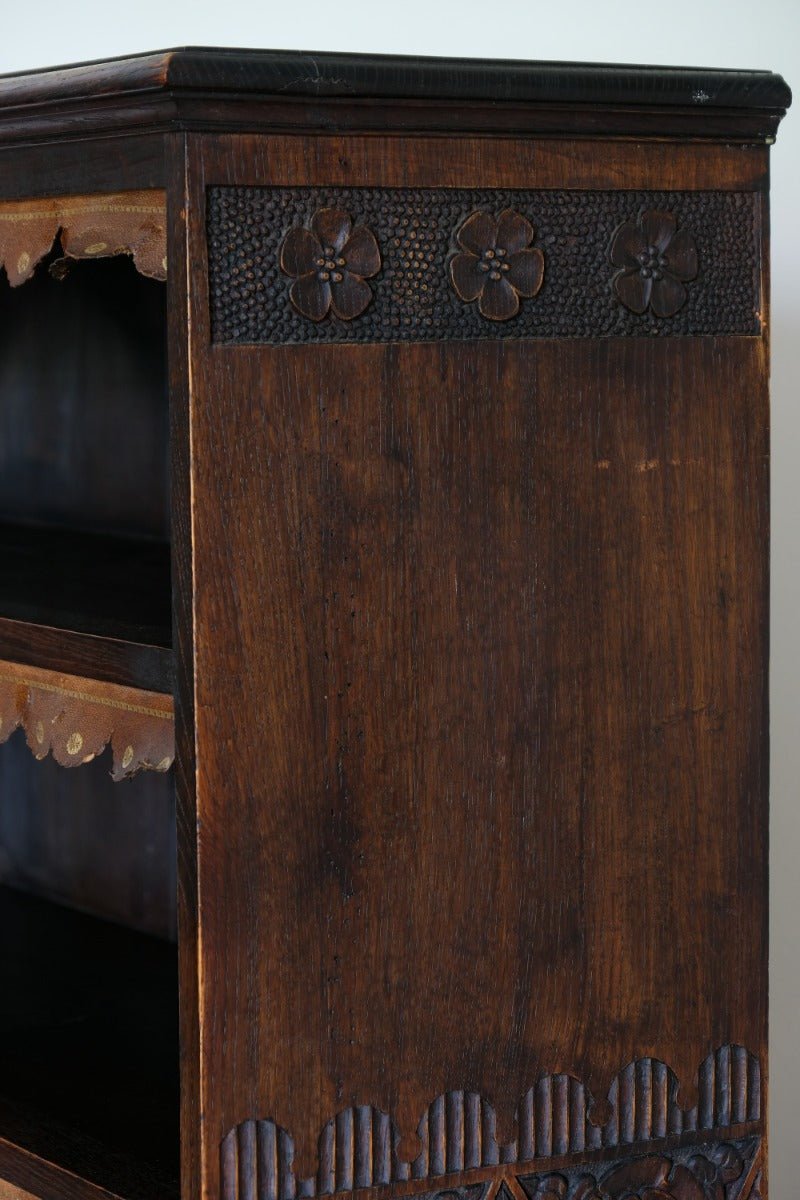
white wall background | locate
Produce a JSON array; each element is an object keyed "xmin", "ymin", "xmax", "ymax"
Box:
[{"xmin": 0, "ymin": 0, "xmax": 796, "ymax": 1193}]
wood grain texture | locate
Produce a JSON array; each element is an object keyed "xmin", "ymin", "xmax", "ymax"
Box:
[
  {"xmin": 182, "ymin": 127, "xmax": 771, "ymax": 1199},
  {"xmin": 192, "ymin": 133, "xmax": 768, "ymax": 195},
  {"xmin": 0, "ymin": 137, "xmax": 166, "ymax": 203},
  {"xmin": 168, "ymin": 128, "xmax": 203, "ymax": 1200},
  {"xmin": 186, "ymin": 332, "xmax": 768, "ymax": 1182},
  {"xmin": 0, "ymin": 619, "xmax": 173, "ymax": 694}
]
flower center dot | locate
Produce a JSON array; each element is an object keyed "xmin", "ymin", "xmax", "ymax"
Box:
[{"xmin": 638, "ymin": 244, "xmax": 668, "ymax": 278}]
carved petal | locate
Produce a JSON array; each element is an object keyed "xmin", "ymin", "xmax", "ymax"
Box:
[
  {"xmin": 479, "ymin": 276, "xmax": 519, "ymax": 320},
  {"xmin": 572, "ymin": 1178, "xmax": 602, "ymax": 1200},
  {"xmin": 290, "ymin": 274, "xmax": 331, "ymax": 320},
  {"xmin": 601, "ymin": 1155, "xmax": 671, "ymax": 1197},
  {"xmin": 449, "ymin": 251, "xmax": 485, "ymax": 302},
  {"xmin": 640, "ymin": 209, "xmax": 677, "ymax": 251},
  {"xmin": 330, "ymin": 273, "xmax": 373, "ymax": 320},
  {"xmin": 342, "ymin": 224, "xmax": 381, "ymax": 278},
  {"xmin": 528, "ymin": 1177, "xmax": 568, "ymax": 1199},
  {"xmin": 614, "ymin": 270, "xmax": 651, "ymax": 314},
  {"xmin": 650, "ymin": 273, "xmax": 687, "ymax": 318},
  {"xmin": 663, "ymin": 227, "xmax": 698, "ymax": 281},
  {"xmin": 708, "ymin": 1143, "xmax": 744, "ymax": 1184},
  {"xmin": 457, "ymin": 210, "xmax": 498, "ymax": 254},
  {"xmin": 312, "ymin": 207, "xmax": 352, "ymax": 253},
  {"xmin": 506, "ymin": 247, "xmax": 545, "ymax": 297},
  {"xmin": 496, "ymin": 209, "xmax": 534, "ymax": 254},
  {"xmin": 610, "ymin": 220, "xmax": 646, "ymax": 268},
  {"xmin": 667, "ymin": 1163, "xmax": 708, "ymax": 1200},
  {"xmin": 281, "ymin": 226, "xmax": 322, "ymax": 277}
]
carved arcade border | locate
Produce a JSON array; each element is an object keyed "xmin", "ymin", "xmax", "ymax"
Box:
[
  {"xmin": 0, "ymin": 191, "xmax": 167, "ymax": 286},
  {"xmin": 207, "ymin": 187, "xmax": 759, "ymax": 344},
  {"xmin": 221, "ymin": 1046, "xmax": 761, "ymax": 1200},
  {"xmin": 0, "ymin": 660, "xmax": 174, "ymax": 779}
]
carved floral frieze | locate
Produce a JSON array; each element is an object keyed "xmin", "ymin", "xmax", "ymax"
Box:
[{"xmin": 208, "ymin": 186, "xmax": 758, "ymax": 342}]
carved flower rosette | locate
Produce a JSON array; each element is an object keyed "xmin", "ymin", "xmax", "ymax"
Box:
[
  {"xmin": 609, "ymin": 210, "xmax": 698, "ymax": 318},
  {"xmin": 449, "ymin": 209, "xmax": 545, "ymax": 320},
  {"xmin": 280, "ymin": 208, "xmax": 381, "ymax": 321}
]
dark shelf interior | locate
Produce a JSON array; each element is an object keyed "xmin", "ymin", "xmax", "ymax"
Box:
[
  {"xmin": 0, "ymin": 253, "xmax": 169, "ymax": 541},
  {"xmin": 0, "ymin": 250, "xmax": 172, "ymax": 691},
  {"xmin": 0, "ymin": 521, "xmax": 172, "ymax": 648},
  {"xmin": 0, "ymin": 884, "xmax": 179, "ymax": 1200}
]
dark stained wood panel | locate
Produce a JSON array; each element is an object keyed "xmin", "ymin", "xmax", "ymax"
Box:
[
  {"xmin": 0, "ymin": 619, "xmax": 173, "ymax": 694},
  {"xmin": 187, "ymin": 332, "xmax": 767, "ymax": 1184},
  {"xmin": 191, "ymin": 133, "xmax": 769, "ymax": 195}
]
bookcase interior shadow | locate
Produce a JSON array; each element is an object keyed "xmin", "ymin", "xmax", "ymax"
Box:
[{"xmin": 0, "ymin": 247, "xmax": 180, "ymax": 1200}]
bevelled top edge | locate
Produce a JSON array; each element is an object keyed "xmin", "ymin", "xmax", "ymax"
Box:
[{"xmin": 0, "ymin": 46, "xmax": 791, "ymax": 112}]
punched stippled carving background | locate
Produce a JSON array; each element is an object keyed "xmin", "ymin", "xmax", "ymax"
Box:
[{"xmin": 207, "ymin": 188, "xmax": 759, "ymax": 344}]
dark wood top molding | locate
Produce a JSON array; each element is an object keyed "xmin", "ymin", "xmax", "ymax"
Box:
[{"xmin": 0, "ymin": 48, "xmax": 790, "ymax": 144}]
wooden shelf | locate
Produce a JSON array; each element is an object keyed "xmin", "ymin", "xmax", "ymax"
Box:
[
  {"xmin": 0, "ymin": 886, "xmax": 179, "ymax": 1200},
  {"xmin": 0, "ymin": 524, "xmax": 172, "ymax": 693}
]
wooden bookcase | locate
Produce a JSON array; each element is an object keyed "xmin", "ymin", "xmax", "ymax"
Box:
[{"xmin": 0, "ymin": 49, "xmax": 790, "ymax": 1200}]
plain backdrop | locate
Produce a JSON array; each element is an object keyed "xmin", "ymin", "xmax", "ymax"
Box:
[{"xmin": 0, "ymin": 1, "xmax": 797, "ymax": 1194}]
